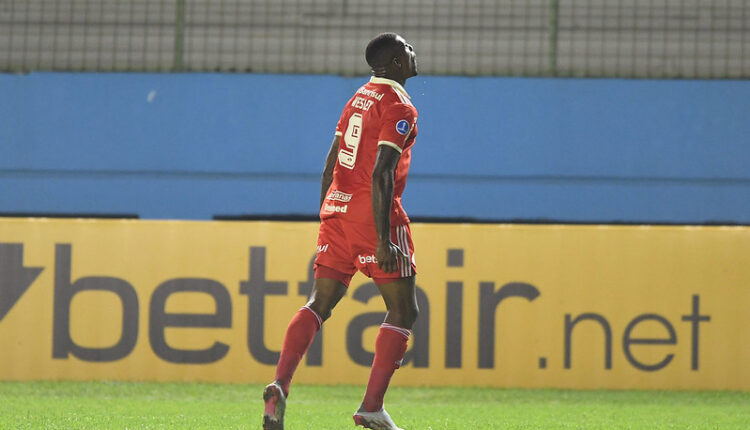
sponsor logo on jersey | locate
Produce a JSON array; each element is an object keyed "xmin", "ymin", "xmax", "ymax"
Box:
[
  {"xmin": 358, "ymin": 254, "xmax": 378, "ymax": 264},
  {"xmin": 396, "ymin": 119, "xmax": 410, "ymax": 135},
  {"xmin": 326, "ymin": 190, "xmax": 353, "ymax": 203},
  {"xmin": 324, "ymin": 204, "xmax": 348, "ymax": 213},
  {"xmin": 356, "ymin": 87, "xmax": 384, "ymax": 101}
]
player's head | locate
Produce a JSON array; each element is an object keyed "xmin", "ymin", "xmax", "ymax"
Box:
[{"xmin": 366, "ymin": 33, "xmax": 418, "ymax": 83}]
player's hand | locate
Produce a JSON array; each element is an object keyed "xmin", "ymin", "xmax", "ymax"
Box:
[{"xmin": 375, "ymin": 240, "xmax": 409, "ymax": 273}]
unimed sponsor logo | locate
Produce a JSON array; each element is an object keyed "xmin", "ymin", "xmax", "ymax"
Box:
[
  {"xmin": 0, "ymin": 243, "xmax": 712, "ymax": 372},
  {"xmin": 324, "ymin": 204, "xmax": 348, "ymax": 213}
]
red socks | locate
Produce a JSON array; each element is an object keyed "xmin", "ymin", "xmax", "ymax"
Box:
[
  {"xmin": 362, "ymin": 323, "xmax": 411, "ymax": 412},
  {"xmin": 274, "ymin": 308, "xmax": 410, "ymax": 410},
  {"xmin": 274, "ymin": 306, "xmax": 322, "ymax": 396}
]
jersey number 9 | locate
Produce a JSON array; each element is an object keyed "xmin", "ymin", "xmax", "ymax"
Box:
[{"xmin": 338, "ymin": 113, "xmax": 363, "ymax": 170}]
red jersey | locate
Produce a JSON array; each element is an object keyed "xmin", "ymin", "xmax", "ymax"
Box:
[{"xmin": 320, "ymin": 77, "xmax": 418, "ymax": 226}]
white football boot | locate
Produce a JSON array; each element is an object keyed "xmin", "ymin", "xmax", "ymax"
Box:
[
  {"xmin": 353, "ymin": 404, "xmax": 404, "ymax": 430},
  {"xmin": 262, "ymin": 381, "xmax": 286, "ymax": 430}
]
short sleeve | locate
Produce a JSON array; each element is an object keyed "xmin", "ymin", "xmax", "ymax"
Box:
[
  {"xmin": 335, "ymin": 102, "xmax": 352, "ymax": 136},
  {"xmin": 377, "ymin": 103, "xmax": 417, "ymax": 154},
  {"xmin": 334, "ymin": 116, "xmax": 344, "ymax": 136}
]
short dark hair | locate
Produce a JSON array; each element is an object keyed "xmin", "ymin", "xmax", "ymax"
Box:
[{"xmin": 365, "ymin": 33, "xmax": 402, "ymax": 68}]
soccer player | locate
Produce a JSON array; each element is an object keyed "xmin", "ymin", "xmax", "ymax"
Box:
[{"xmin": 262, "ymin": 32, "xmax": 420, "ymax": 430}]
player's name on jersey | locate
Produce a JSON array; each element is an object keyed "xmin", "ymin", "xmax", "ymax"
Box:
[{"xmin": 351, "ymin": 97, "xmax": 374, "ymax": 111}]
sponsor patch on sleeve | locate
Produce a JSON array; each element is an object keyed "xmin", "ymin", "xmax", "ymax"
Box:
[{"xmin": 396, "ymin": 119, "xmax": 410, "ymax": 135}]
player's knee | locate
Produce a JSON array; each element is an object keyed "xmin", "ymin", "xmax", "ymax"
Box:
[
  {"xmin": 404, "ymin": 303, "xmax": 419, "ymax": 328},
  {"xmin": 392, "ymin": 302, "xmax": 419, "ymax": 329},
  {"xmin": 307, "ymin": 298, "xmax": 335, "ymax": 321}
]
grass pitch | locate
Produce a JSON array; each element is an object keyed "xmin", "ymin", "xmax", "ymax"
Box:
[{"xmin": 0, "ymin": 381, "xmax": 748, "ymax": 429}]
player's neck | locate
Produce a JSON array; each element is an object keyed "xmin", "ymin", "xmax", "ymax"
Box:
[{"xmin": 372, "ymin": 69, "xmax": 406, "ymax": 87}]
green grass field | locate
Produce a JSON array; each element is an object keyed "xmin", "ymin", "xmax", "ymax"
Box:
[{"xmin": 1, "ymin": 381, "xmax": 748, "ymax": 429}]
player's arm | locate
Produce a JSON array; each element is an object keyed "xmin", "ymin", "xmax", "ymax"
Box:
[
  {"xmin": 320, "ymin": 135, "xmax": 340, "ymax": 209},
  {"xmin": 372, "ymin": 145, "xmax": 406, "ymax": 273}
]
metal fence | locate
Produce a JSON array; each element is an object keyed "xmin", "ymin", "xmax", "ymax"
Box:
[{"xmin": 1, "ymin": 0, "xmax": 748, "ymax": 78}]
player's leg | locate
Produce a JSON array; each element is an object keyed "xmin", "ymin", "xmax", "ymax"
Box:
[
  {"xmin": 274, "ymin": 276, "xmax": 348, "ymax": 394},
  {"xmin": 359, "ymin": 275, "xmax": 417, "ymax": 413},
  {"xmin": 350, "ymin": 223, "xmax": 416, "ymax": 429},
  {"xmin": 376, "ymin": 274, "xmax": 419, "ymax": 328},
  {"xmin": 354, "ymin": 276, "xmax": 416, "ymax": 430},
  {"xmin": 270, "ymin": 218, "xmax": 353, "ymax": 394},
  {"xmin": 263, "ymin": 276, "xmax": 348, "ymax": 430}
]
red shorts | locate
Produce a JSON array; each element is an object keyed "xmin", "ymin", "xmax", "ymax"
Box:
[{"xmin": 314, "ymin": 218, "xmax": 417, "ymax": 286}]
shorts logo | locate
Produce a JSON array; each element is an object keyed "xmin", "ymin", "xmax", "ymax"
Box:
[
  {"xmin": 396, "ymin": 119, "xmax": 410, "ymax": 135},
  {"xmin": 317, "ymin": 244, "xmax": 329, "ymax": 253},
  {"xmin": 326, "ymin": 190, "xmax": 352, "ymax": 203},
  {"xmin": 358, "ymin": 254, "xmax": 378, "ymax": 264}
]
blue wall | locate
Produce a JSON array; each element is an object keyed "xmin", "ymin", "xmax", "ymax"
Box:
[{"xmin": 1, "ymin": 72, "xmax": 749, "ymax": 223}]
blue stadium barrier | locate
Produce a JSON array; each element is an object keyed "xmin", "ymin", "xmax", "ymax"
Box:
[{"xmin": 1, "ymin": 72, "xmax": 749, "ymax": 223}]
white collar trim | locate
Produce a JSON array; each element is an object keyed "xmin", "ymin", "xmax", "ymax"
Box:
[{"xmin": 369, "ymin": 76, "xmax": 410, "ymax": 99}]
